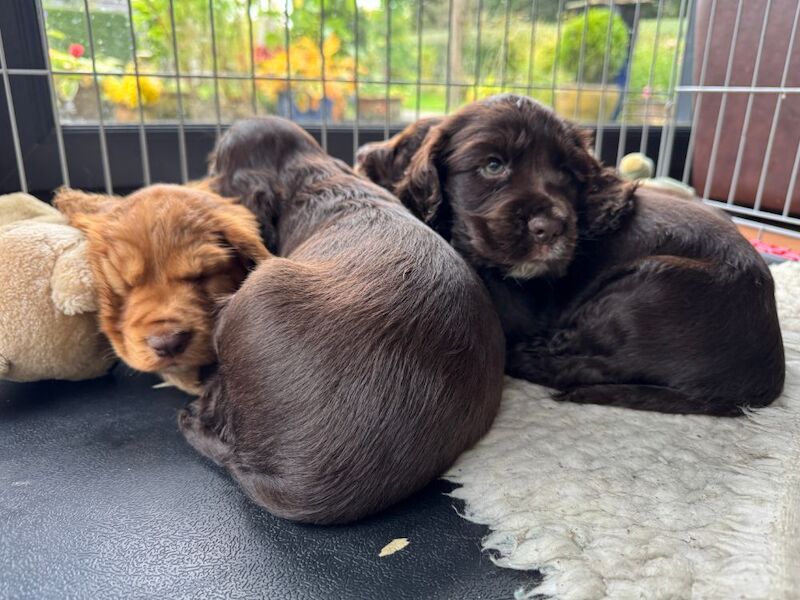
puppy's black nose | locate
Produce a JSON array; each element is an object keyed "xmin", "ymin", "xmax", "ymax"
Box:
[
  {"xmin": 147, "ymin": 331, "xmax": 192, "ymax": 358},
  {"xmin": 528, "ymin": 216, "xmax": 564, "ymax": 244}
]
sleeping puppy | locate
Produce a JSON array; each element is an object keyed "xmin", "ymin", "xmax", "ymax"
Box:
[
  {"xmin": 55, "ymin": 184, "xmax": 267, "ymax": 394},
  {"xmin": 357, "ymin": 95, "xmax": 785, "ymax": 416},
  {"xmin": 178, "ymin": 116, "xmax": 505, "ymax": 524}
]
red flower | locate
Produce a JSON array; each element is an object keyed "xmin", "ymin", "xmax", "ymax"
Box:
[
  {"xmin": 68, "ymin": 43, "xmax": 85, "ymax": 58},
  {"xmin": 254, "ymin": 45, "xmax": 270, "ymax": 62}
]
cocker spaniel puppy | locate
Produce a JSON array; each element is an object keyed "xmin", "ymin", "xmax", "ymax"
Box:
[
  {"xmin": 177, "ymin": 116, "xmax": 505, "ymax": 523},
  {"xmin": 357, "ymin": 95, "xmax": 785, "ymax": 416},
  {"xmin": 55, "ymin": 184, "xmax": 267, "ymax": 394}
]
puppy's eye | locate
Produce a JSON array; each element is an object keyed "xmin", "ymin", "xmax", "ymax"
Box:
[
  {"xmin": 184, "ymin": 273, "xmax": 209, "ymax": 284},
  {"xmin": 481, "ymin": 158, "xmax": 507, "ymax": 177}
]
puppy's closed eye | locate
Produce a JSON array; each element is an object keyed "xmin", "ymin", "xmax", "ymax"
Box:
[
  {"xmin": 99, "ymin": 259, "xmax": 131, "ymax": 297},
  {"xmin": 183, "ymin": 272, "xmax": 211, "ymax": 284}
]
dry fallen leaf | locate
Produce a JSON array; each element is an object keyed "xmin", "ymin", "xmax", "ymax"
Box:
[{"xmin": 379, "ymin": 538, "xmax": 410, "ymax": 557}]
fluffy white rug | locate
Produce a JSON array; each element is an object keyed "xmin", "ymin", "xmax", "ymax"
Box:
[{"xmin": 444, "ymin": 262, "xmax": 800, "ymax": 600}]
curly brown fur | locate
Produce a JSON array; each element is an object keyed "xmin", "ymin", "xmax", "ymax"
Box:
[
  {"xmin": 354, "ymin": 117, "xmax": 443, "ymax": 192},
  {"xmin": 178, "ymin": 116, "xmax": 505, "ymax": 524},
  {"xmin": 359, "ymin": 95, "xmax": 784, "ymax": 416}
]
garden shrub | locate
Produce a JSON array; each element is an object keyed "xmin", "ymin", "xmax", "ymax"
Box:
[{"xmin": 557, "ymin": 9, "xmax": 629, "ymax": 83}]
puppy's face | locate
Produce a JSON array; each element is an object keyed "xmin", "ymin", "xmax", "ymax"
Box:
[
  {"xmin": 55, "ymin": 185, "xmax": 268, "ymax": 376},
  {"xmin": 443, "ymin": 106, "xmax": 581, "ymax": 278},
  {"xmin": 395, "ymin": 95, "xmax": 633, "ymax": 279}
]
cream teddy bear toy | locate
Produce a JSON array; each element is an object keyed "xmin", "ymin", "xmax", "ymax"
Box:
[{"xmin": 0, "ymin": 192, "xmax": 115, "ymax": 382}]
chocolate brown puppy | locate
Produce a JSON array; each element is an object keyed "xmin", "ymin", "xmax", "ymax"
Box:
[
  {"xmin": 178, "ymin": 117, "xmax": 505, "ymax": 524},
  {"xmin": 357, "ymin": 95, "xmax": 784, "ymax": 416}
]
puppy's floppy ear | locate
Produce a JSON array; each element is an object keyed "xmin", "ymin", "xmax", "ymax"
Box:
[
  {"xmin": 354, "ymin": 141, "xmax": 393, "ymax": 188},
  {"xmin": 357, "ymin": 118, "xmax": 444, "ymax": 193},
  {"xmin": 208, "ymin": 166, "xmax": 283, "ymax": 253},
  {"xmin": 396, "ymin": 124, "xmax": 449, "ymax": 232},
  {"xmin": 568, "ymin": 127, "xmax": 635, "ymax": 238},
  {"xmin": 212, "ymin": 200, "xmax": 270, "ymax": 268},
  {"xmin": 53, "ymin": 187, "xmax": 117, "ymax": 218},
  {"xmin": 53, "ymin": 187, "xmax": 119, "ymax": 234}
]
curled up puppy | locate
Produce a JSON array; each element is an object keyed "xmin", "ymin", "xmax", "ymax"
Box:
[
  {"xmin": 357, "ymin": 95, "xmax": 784, "ymax": 416},
  {"xmin": 55, "ymin": 184, "xmax": 268, "ymax": 394},
  {"xmin": 178, "ymin": 116, "xmax": 505, "ymax": 524}
]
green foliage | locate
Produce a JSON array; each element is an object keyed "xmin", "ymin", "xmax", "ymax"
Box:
[
  {"xmin": 44, "ymin": 0, "xmax": 684, "ymax": 122},
  {"xmin": 629, "ymin": 18, "xmax": 683, "ymax": 94},
  {"xmin": 558, "ymin": 8, "xmax": 629, "ymax": 83},
  {"xmin": 46, "ymin": 7, "xmax": 130, "ymax": 63},
  {"xmin": 131, "ymin": 0, "xmax": 250, "ymax": 74}
]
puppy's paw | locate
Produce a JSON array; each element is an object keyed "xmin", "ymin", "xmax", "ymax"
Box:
[
  {"xmin": 177, "ymin": 399, "xmax": 232, "ymax": 467},
  {"xmin": 506, "ymin": 345, "xmax": 553, "ymax": 384},
  {"xmin": 179, "ymin": 398, "xmax": 200, "ymax": 419}
]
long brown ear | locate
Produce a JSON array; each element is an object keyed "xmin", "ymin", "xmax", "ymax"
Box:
[
  {"xmin": 396, "ymin": 124, "xmax": 449, "ymax": 232},
  {"xmin": 356, "ymin": 117, "xmax": 444, "ymax": 193},
  {"xmin": 354, "ymin": 141, "xmax": 394, "ymax": 190},
  {"xmin": 53, "ymin": 187, "xmax": 117, "ymax": 220},
  {"xmin": 569, "ymin": 127, "xmax": 635, "ymax": 238},
  {"xmin": 53, "ymin": 187, "xmax": 120, "ymax": 238},
  {"xmin": 212, "ymin": 200, "xmax": 270, "ymax": 268}
]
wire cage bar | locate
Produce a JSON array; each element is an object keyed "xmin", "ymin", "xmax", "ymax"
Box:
[
  {"xmin": 0, "ymin": 23, "xmax": 27, "ymax": 193},
  {"xmin": 0, "ymin": 0, "xmax": 799, "ymax": 243}
]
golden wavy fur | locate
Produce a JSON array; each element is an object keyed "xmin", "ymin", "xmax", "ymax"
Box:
[{"xmin": 55, "ymin": 184, "xmax": 268, "ymax": 393}]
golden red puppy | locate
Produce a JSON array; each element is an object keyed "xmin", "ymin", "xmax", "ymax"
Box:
[{"xmin": 55, "ymin": 184, "xmax": 267, "ymax": 393}]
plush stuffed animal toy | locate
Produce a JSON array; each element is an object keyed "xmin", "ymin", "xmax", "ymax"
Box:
[{"xmin": 0, "ymin": 192, "xmax": 115, "ymax": 382}]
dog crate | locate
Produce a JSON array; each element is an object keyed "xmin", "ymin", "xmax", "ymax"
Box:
[{"xmin": 1, "ymin": 0, "xmax": 799, "ymax": 248}]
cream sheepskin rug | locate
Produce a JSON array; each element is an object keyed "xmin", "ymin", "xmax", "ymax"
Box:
[{"xmin": 445, "ymin": 262, "xmax": 800, "ymax": 600}]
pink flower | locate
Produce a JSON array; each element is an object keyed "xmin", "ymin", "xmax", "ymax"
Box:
[
  {"xmin": 641, "ymin": 86, "xmax": 652, "ymax": 100},
  {"xmin": 254, "ymin": 45, "xmax": 270, "ymax": 62},
  {"xmin": 68, "ymin": 43, "xmax": 85, "ymax": 59}
]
